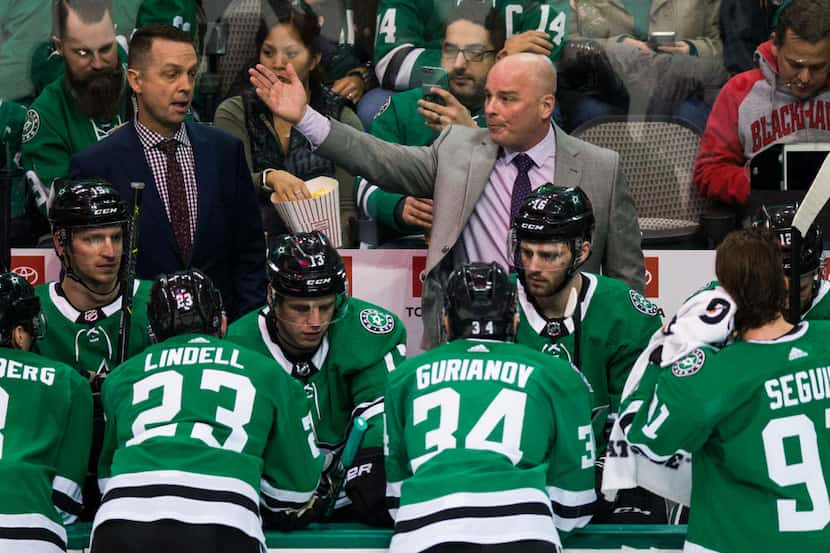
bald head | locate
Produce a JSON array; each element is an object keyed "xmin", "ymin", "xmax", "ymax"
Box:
[{"xmin": 490, "ymin": 53, "xmax": 557, "ymax": 96}]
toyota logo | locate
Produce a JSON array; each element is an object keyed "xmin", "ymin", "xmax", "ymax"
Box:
[
  {"xmin": 12, "ymin": 265, "xmax": 39, "ymax": 284},
  {"xmin": 645, "ymin": 269, "xmax": 653, "ymax": 286}
]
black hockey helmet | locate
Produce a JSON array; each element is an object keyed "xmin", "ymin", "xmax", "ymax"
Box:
[
  {"xmin": 148, "ymin": 269, "xmax": 224, "ymax": 342},
  {"xmin": 512, "ymin": 184, "xmax": 595, "ymax": 245},
  {"xmin": 48, "ymin": 178, "xmax": 129, "ymax": 234},
  {"xmin": 443, "ymin": 262, "xmax": 517, "ymax": 341},
  {"xmin": 511, "ymin": 185, "xmax": 594, "ymax": 294},
  {"xmin": 0, "ymin": 272, "xmax": 45, "ymax": 348},
  {"xmin": 267, "ymin": 232, "xmax": 347, "ymax": 299},
  {"xmin": 753, "ymin": 202, "xmax": 823, "ymax": 274}
]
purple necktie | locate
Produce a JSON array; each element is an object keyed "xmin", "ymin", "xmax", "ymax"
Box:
[
  {"xmin": 158, "ymin": 139, "xmax": 192, "ymax": 264},
  {"xmin": 510, "ymin": 153, "xmax": 535, "ymax": 223}
]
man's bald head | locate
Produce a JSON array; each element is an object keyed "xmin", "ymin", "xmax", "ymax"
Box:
[{"xmin": 490, "ymin": 53, "xmax": 557, "ymax": 96}]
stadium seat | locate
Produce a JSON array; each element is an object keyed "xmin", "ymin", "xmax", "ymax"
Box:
[
  {"xmin": 216, "ymin": 0, "xmax": 262, "ymax": 99},
  {"xmin": 572, "ymin": 116, "xmax": 709, "ymax": 247}
]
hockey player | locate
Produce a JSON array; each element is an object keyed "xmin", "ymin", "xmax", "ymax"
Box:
[
  {"xmin": 753, "ymin": 202, "xmax": 830, "ymax": 319},
  {"xmin": 511, "ymin": 185, "xmax": 661, "ymax": 448},
  {"xmin": 35, "ymin": 178, "xmax": 152, "ymax": 378},
  {"xmin": 91, "ymin": 269, "xmax": 323, "ymax": 553},
  {"xmin": 226, "ymin": 231, "xmax": 406, "ymax": 524},
  {"xmin": 628, "ymin": 227, "xmax": 830, "ymax": 552},
  {"xmin": 0, "ymin": 271, "xmax": 93, "ymax": 552},
  {"xmin": 385, "ymin": 262, "xmax": 595, "ymax": 552}
]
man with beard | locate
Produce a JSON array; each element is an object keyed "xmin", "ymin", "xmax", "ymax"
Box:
[
  {"xmin": 22, "ymin": 0, "xmax": 130, "ymax": 218},
  {"xmin": 511, "ymin": 185, "xmax": 666, "ymax": 522},
  {"xmin": 355, "ymin": 0, "xmax": 505, "ymax": 246}
]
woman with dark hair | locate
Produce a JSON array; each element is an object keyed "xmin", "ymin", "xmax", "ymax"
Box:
[{"xmin": 214, "ymin": 0, "xmax": 362, "ymax": 247}]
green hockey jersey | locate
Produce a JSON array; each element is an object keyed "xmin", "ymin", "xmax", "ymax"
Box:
[
  {"xmin": 94, "ymin": 334, "xmax": 322, "ymax": 545},
  {"xmin": 355, "ymin": 86, "xmax": 486, "ymax": 243},
  {"xmin": 374, "ymin": 0, "xmax": 569, "ymax": 90},
  {"xmin": 21, "ymin": 73, "xmax": 132, "ymax": 217},
  {"xmin": 628, "ymin": 321, "xmax": 830, "ymax": 553},
  {"xmin": 225, "ymin": 296, "xmax": 407, "ymax": 450},
  {"xmin": 385, "ymin": 338, "xmax": 595, "ymax": 551},
  {"xmin": 0, "ymin": 346, "xmax": 92, "ymax": 551},
  {"xmin": 515, "ymin": 272, "xmax": 662, "ymax": 448},
  {"xmin": 33, "ymin": 281, "xmax": 152, "ymax": 376}
]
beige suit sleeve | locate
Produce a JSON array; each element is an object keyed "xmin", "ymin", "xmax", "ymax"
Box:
[{"xmin": 604, "ymin": 149, "xmax": 646, "ymax": 292}]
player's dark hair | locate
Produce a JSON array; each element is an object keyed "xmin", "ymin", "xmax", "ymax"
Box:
[
  {"xmin": 128, "ymin": 25, "xmax": 195, "ymax": 69},
  {"xmin": 774, "ymin": 0, "xmax": 830, "ymax": 45},
  {"xmin": 256, "ymin": 0, "xmax": 324, "ymax": 84},
  {"xmin": 445, "ymin": 0, "xmax": 507, "ymax": 53},
  {"xmin": 716, "ymin": 228, "xmax": 787, "ymax": 337},
  {"xmin": 54, "ymin": 0, "xmax": 113, "ymax": 39}
]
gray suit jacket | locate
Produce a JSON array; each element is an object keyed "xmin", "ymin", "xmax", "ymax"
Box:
[{"xmin": 318, "ymin": 119, "xmax": 644, "ymax": 348}]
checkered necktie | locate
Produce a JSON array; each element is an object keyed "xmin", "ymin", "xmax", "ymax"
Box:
[
  {"xmin": 510, "ymin": 153, "xmax": 535, "ymax": 223},
  {"xmin": 157, "ymin": 139, "xmax": 192, "ymax": 264}
]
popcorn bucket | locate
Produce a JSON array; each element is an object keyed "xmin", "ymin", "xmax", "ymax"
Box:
[{"xmin": 272, "ymin": 176, "xmax": 342, "ymax": 247}]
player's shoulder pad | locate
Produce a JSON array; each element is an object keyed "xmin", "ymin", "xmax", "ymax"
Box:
[
  {"xmin": 591, "ymin": 273, "xmax": 663, "ymax": 317},
  {"xmin": 226, "ymin": 306, "xmax": 266, "ymax": 336}
]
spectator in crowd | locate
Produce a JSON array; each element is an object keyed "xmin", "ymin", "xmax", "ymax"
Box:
[
  {"xmin": 720, "ymin": 0, "xmax": 787, "ymax": 75},
  {"xmin": 385, "ymin": 262, "xmax": 595, "ymax": 552},
  {"xmin": 355, "ymin": 0, "xmax": 504, "ymax": 247},
  {"xmin": 694, "ymin": 0, "xmax": 830, "ymax": 206},
  {"xmin": 564, "ymin": 0, "xmax": 722, "ymax": 131},
  {"xmin": 0, "ymin": 272, "xmax": 93, "ymax": 552},
  {"xmin": 0, "ymin": 1, "xmax": 53, "ymax": 102},
  {"xmin": 91, "ymin": 270, "xmax": 323, "ymax": 553},
  {"xmin": 0, "ymin": 99, "xmax": 37, "ymax": 245},
  {"xmin": 135, "ymin": 0, "xmax": 201, "ymax": 38},
  {"xmin": 627, "ymin": 227, "xmax": 830, "ymax": 552},
  {"xmin": 226, "ymin": 232, "xmax": 406, "ymax": 525},
  {"xmin": 365, "ymin": 0, "xmax": 569, "ymax": 126},
  {"xmin": 21, "ymin": 0, "xmax": 132, "ymax": 220},
  {"xmin": 215, "ymin": 0, "xmax": 363, "ymax": 247},
  {"xmin": 251, "ymin": 51, "xmax": 644, "ymax": 348},
  {"xmin": 511, "ymin": 185, "xmax": 664, "ymax": 522},
  {"xmin": 69, "ymin": 25, "xmax": 265, "ymax": 321}
]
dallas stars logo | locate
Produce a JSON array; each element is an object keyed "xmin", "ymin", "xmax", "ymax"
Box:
[
  {"xmin": 22, "ymin": 109, "xmax": 40, "ymax": 143},
  {"xmin": 629, "ymin": 290, "xmax": 661, "ymax": 316},
  {"xmin": 359, "ymin": 309, "xmax": 395, "ymax": 334},
  {"xmin": 672, "ymin": 349, "xmax": 705, "ymax": 377}
]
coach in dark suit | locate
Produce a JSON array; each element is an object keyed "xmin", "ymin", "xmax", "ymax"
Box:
[
  {"xmin": 70, "ymin": 25, "xmax": 264, "ymax": 320},
  {"xmin": 252, "ymin": 52, "xmax": 644, "ymax": 348}
]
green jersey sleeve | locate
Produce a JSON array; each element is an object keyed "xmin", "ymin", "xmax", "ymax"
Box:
[
  {"xmin": 374, "ymin": 0, "xmax": 443, "ymax": 90},
  {"xmin": 499, "ymin": 0, "xmax": 569, "ymax": 62},
  {"xmin": 52, "ymin": 367, "xmax": 93, "ymax": 523}
]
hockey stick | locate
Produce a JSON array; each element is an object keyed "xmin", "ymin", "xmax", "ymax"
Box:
[
  {"xmin": 115, "ymin": 182, "xmax": 145, "ymax": 367},
  {"xmin": 323, "ymin": 415, "xmax": 368, "ymax": 519},
  {"xmin": 789, "ymin": 155, "xmax": 830, "ymax": 322}
]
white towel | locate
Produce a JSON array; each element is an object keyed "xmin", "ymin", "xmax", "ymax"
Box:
[{"xmin": 602, "ymin": 282, "xmax": 735, "ymax": 505}]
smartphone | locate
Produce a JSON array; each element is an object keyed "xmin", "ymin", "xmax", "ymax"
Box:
[
  {"xmin": 649, "ymin": 31, "xmax": 677, "ymax": 48},
  {"xmin": 420, "ymin": 66, "xmax": 448, "ymax": 106}
]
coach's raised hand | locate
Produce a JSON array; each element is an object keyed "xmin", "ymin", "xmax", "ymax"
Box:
[{"xmin": 249, "ymin": 63, "xmax": 308, "ymax": 124}]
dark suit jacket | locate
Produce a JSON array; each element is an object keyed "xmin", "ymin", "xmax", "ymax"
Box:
[
  {"xmin": 69, "ymin": 121, "xmax": 265, "ymax": 320},
  {"xmin": 316, "ymin": 119, "xmax": 644, "ymax": 348}
]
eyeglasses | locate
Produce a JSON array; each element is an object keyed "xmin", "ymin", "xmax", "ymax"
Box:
[{"xmin": 441, "ymin": 44, "xmax": 496, "ymax": 62}]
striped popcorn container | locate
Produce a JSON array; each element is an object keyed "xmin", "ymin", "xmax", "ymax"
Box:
[{"xmin": 272, "ymin": 176, "xmax": 342, "ymax": 247}]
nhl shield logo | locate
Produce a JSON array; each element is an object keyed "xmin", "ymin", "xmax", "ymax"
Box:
[
  {"xmin": 629, "ymin": 290, "xmax": 661, "ymax": 316},
  {"xmin": 672, "ymin": 349, "xmax": 705, "ymax": 377},
  {"xmin": 360, "ymin": 309, "xmax": 395, "ymax": 334}
]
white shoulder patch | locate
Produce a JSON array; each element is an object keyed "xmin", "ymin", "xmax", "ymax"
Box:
[
  {"xmin": 671, "ymin": 348, "xmax": 706, "ymax": 377},
  {"xmin": 629, "ymin": 289, "xmax": 661, "ymax": 316},
  {"xmin": 373, "ymin": 95, "xmax": 392, "ymax": 120},
  {"xmin": 22, "ymin": 109, "xmax": 40, "ymax": 143},
  {"xmin": 359, "ymin": 308, "xmax": 395, "ymax": 334}
]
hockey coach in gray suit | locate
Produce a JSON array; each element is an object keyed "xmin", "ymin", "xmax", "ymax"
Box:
[{"xmin": 250, "ymin": 52, "xmax": 644, "ymax": 348}]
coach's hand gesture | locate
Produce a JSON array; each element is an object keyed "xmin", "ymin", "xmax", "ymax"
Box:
[{"xmin": 250, "ymin": 63, "xmax": 308, "ymax": 124}]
